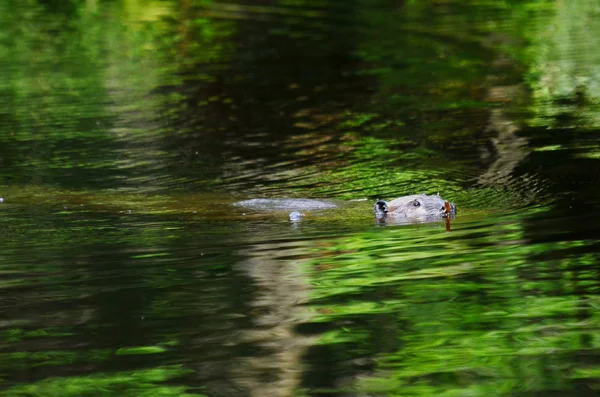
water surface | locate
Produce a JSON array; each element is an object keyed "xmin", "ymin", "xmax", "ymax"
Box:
[{"xmin": 2, "ymin": 1, "xmax": 600, "ymax": 396}]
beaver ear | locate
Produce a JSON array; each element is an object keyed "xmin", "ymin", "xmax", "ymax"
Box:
[{"xmin": 374, "ymin": 200, "xmax": 389, "ymax": 213}]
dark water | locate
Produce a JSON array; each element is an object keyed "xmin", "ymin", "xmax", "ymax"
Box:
[{"xmin": 2, "ymin": 1, "xmax": 600, "ymax": 396}]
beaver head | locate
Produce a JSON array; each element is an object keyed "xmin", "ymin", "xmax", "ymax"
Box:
[{"xmin": 374, "ymin": 194, "xmax": 456, "ymax": 221}]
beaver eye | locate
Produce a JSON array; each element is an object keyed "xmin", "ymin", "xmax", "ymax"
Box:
[{"xmin": 413, "ymin": 200, "xmax": 420, "ymax": 207}]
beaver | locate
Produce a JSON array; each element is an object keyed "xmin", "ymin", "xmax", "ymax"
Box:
[
  {"xmin": 234, "ymin": 194, "xmax": 456, "ymax": 224},
  {"xmin": 374, "ymin": 194, "xmax": 456, "ymax": 221}
]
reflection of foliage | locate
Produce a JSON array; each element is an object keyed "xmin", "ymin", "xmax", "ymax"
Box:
[
  {"xmin": 356, "ymin": 0, "xmax": 498, "ymax": 114},
  {"xmin": 217, "ymin": 0, "xmax": 514, "ymax": 199},
  {"xmin": 266, "ymin": 133, "xmax": 460, "ymax": 200},
  {"xmin": 1, "ymin": 349, "xmax": 112, "ymax": 370},
  {"xmin": 520, "ymin": 0, "xmax": 600, "ymax": 127},
  {"xmin": 2, "ymin": 366, "xmax": 198, "ymax": 397},
  {"xmin": 116, "ymin": 345, "xmax": 170, "ymax": 355},
  {"xmin": 0, "ymin": 0, "xmax": 238, "ymax": 190},
  {"xmin": 2, "ymin": 1, "xmax": 598, "ymax": 396},
  {"xmin": 305, "ymin": 209, "xmax": 600, "ymax": 396},
  {"xmin": 337, "ymin": 112, "xmax": 381, "ymax": 129},
  {"xmin": 2, "ymin": 328, "xmax": 73, "ymax": 343}
]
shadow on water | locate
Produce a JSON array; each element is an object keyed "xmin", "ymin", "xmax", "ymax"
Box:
[{"xmin": 2, "ymin": 0, "xmax": 600, "ymax": 396}]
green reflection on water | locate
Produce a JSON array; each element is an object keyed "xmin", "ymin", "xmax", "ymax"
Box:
[
  {"xmin": 0, "ymin": 0, "xmax": 236, "ymax": 191},
  {"xmin": 304, "ymin": 208, "xmax": 600, "ymax": 395},
  {"xmin": 1, "ymin": 349, "xmax": 112, "ymax": 370},
  {"xmin": 522, "ymin": 0, "xmax": 600, "ymax": 127},
  {"xmin": 1, "ymin": 0, "xmax": 600, "ymax": 396},
  {"xmin": 116, "ymin": 345, "xmax": 169, "ymax": 355},
  {"xmin": 2, "ymin": 365, "xmax": 198, "ymax": 397}
]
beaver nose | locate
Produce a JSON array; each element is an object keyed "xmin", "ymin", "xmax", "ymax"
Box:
[{"xmin": 442, "ymin": 201, "xmax": 456, "ymax": 215}]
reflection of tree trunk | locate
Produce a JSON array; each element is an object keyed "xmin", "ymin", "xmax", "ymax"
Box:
[
  {"xmin": 478, "ymin": 105, "xmax": 529, "ymax": 186},
  {"xmin": 232, "ymin": 241, "xmax": 316, "ymax": 397},
  {"xmin": 478, "ymin": 59, "xmax": 530, "ymax": 187}
]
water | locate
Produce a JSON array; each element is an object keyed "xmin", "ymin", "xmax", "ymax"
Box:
[{"xmin": 2, "ymin": 1, "xmax": 600, "ymax": 396}]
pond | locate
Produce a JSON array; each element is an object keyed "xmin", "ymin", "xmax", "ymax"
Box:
[{"xmin": 2, "ymin": 1, "xmax": 600, "ymax": 396}]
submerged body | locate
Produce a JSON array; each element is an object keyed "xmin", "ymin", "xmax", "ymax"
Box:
[
  {"xmin": 234, "ymin": 198, "xmax": 338, "ymax": 211},
  {"xmin": 374, "ymin": 194, "xmax": 456, "ymax": 222}
]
